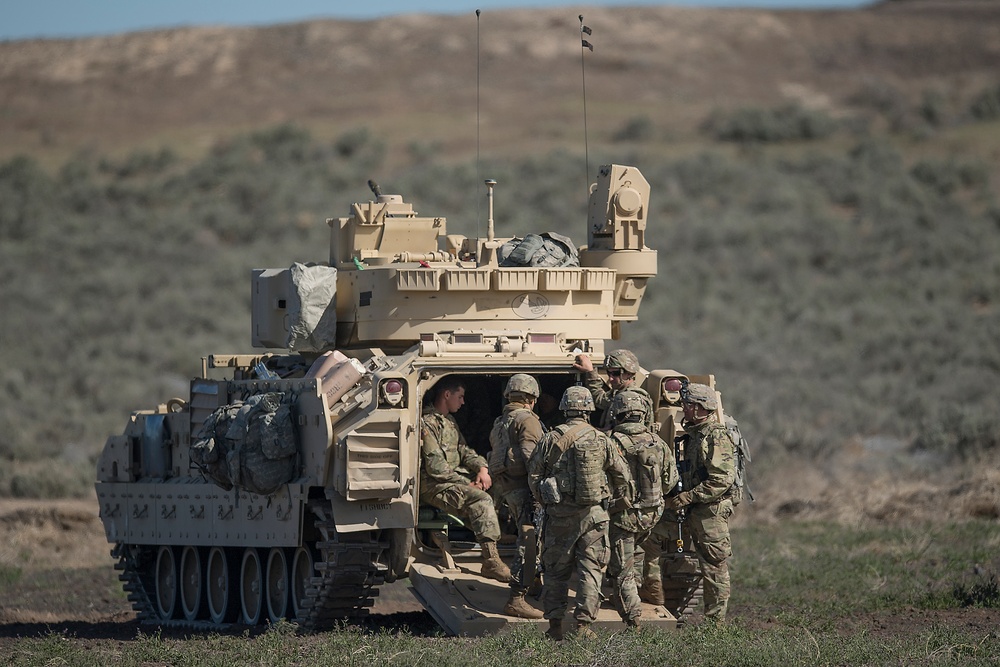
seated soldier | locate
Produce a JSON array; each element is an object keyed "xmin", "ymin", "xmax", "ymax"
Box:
[{"xmin": 419, "ymin": 377, "xmax": 511, "ymax": 583}]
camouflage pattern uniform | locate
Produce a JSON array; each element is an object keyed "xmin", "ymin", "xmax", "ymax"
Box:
[
  {"xmin": 527, "ymin": 387, "xmax": 633, "ymax": 639},
  {"xmin": 580, "ymin": 349, "xmax": 655, "ymax": 431},
  {"xmin": 419, "ymin": 405, "xmax": 501, "ymax": 543},
  {"xmin": 671, "ymin": 383, "xmax": 736, "ymax": 623},
  {"xmin": 489, "ymin": 375, "xmax": 545, "ymax": 618},
  {"xmin": 606, "ymin": 401, "xmax": 678, "ymax": 627}
]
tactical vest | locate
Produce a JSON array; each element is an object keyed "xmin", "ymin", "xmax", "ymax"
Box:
[
  {"xmin": 680, "ymin": 421, "xmax": 733, "ymax": 497},
  {"xmin": 613, "ymin": 424, "xmax": 665, "ymax": 510},
  {"xmin": 550, "ymin": 424, "xmax": 608, "ymax": 506}
]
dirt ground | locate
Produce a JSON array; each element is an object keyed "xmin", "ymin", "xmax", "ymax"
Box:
[
  {"xmin": 2, "ymin": 456, "xmax": 998, "ymax": 642},
  {"xmin": 0, "ymin": 493, "xmax": 437, "ymax": 642}
]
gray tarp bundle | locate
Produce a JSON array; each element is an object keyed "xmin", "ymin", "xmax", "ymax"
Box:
[
  {"xmin": 498, "ymin": 232, "xmax": 579, "ymax": 268},
  {"xmin": 287, "ymin": 262, "xmax": 338, "ymax": 353},
  {"xmin": 190, "ymin": 392, "xmax": 298, "ymax": 496}
]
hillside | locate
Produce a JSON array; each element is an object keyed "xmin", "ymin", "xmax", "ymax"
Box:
[
  {"xmin": 1, "ymin": 2, "xmax": 999, "ymax": 525},
  {"xmin": 2, "ymin": 3, "xmax": 999, "ymax": 167}
]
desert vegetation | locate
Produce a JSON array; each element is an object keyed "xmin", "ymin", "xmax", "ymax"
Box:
[{"xmin": 2, "ymin": 79, "xmax": 999, "ymax": 497}]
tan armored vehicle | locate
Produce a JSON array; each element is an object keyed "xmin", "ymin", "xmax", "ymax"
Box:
[{"xmin": 95, "ymin": 163, "xmax": 729, "ymax": 634}]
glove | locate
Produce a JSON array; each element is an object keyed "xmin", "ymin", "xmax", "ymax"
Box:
[{"xmin": 666, "ymin": 491, "xmax": 693, "ymax": 510}]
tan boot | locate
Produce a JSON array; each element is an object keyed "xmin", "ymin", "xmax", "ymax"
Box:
[
  {"xmin": 572, "ymin": 620, "xmax": 597, "ymax": 639},
  {"xmin": 480, "ymin": 540, "xmax": 512, "ymax": 583},
  {"xmin": 503, "ymin": 591, "xmax": 544, "ymax": 619},
  {"xmin": 545, "ymin": 618, "xmax": 564, "ymax": 641},
  {"xmin": 638, "ymin": 577, "xmax": 664, "ymax": 605}
]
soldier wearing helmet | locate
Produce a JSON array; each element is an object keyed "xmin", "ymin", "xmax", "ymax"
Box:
[
  {"xmin": 573, "ymin": 349, "xmax": 654, "ymax": 431},
  {"xmin": 664, "ymin": 382, "xmax": 736, "ymax": 624},
  {"xmin": 527, "ymin": 385, "xmax": 632, "ymax": 641},
  {"xmin": 488, "ymin": 374, "xmax": 545, "ymax": 619},
  {"xmin": 604, "ymin": 390, "xmax": 678, "ymax": 630}
]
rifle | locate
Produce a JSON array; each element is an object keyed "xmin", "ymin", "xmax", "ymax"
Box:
[
  {"xmin": 531, "ymin": 500, "xmax": 546, "ymax": 594},
  {"xmin": 673, "ymin": 434, "xmax": 688, "ymax": 553},
  {"xmin": 672, "ymin": 479, "xmax": 686, "ymax": 552}
]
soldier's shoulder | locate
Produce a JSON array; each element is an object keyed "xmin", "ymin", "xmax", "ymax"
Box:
[
  {"xmin": 512, "ymin": 406, "xmax": 541, "ymax": 422},
  {"xmin": 708, "ymin": 421, "xmax": 734, "ymax": 442},
  {"xmin": 420, "ymin": 409, "xmax": 446, "ymax": 429}
]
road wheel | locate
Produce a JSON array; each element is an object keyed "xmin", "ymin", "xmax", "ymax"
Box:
[
  {"xmin": 240, "ymin": 548, "xmax": 263, "ymax": 625},
  {"xmin": 290, "ymin": 546, "xmax": 316, "ymax": 621},
  {"xmin": 154, "ymin": 546, "xmax": 178, "ymax": 620},
  {"xmin": 265, "ymin": 547, "xmax": 290, "ymax": 623},
  {"xmin": 206, "ymin": 547, "xmax": 239, "ymax": 624},
  {"xmin": 179, "ymin": 546, "xmax": 204, "ymax": 621}
]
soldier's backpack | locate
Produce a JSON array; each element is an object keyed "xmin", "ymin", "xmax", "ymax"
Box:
[
  {"xmin": 488, "ymin": 407, "xmax": 536, "ymax": 478},
  {"xmin": 613, "ymin": 425, "xmax": 666, "ymax": 510},
  {"xmin": 191, "ymin": 392, "xmax": 299, "ymax": 496},
  {"xmin": 548, "ymin": 424, "xmax": 607, "ymax": 506},
  {"xmin": 724, "ymin": 415, "xmax": 753, "ymax": 507}
]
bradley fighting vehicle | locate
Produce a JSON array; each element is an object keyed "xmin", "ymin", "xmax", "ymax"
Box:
[{"xmin": 95, "ymin": 163, "xmax": 727, "ymax": 635}]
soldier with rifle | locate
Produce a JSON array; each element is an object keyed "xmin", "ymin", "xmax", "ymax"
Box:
[
  {"xmin": 488, "ymin": 374, "xmax": 545, "ymax": 619},
  {"xmin": 664, "ymin": 382, "xmax": 737, "ymax": 624},
  {"xmin": 605, "ymin": 390, "xmax": 678, "ymax": 630},
  {"xmin": 527, "ymin": 386, "xmax": 633, "ymax": 641}
]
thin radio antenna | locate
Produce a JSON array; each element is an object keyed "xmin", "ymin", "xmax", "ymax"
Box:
[
  {"xmin": 476, "ymin": 9, "xmax": 483, "ymax": 240},
  {"xmin": 579, "ymin": 16, "xmax": 593, "ymax": 191}
]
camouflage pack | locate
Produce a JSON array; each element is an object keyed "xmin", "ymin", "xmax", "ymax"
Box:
[{"xmin": 724, "ymin": 415, "xmax": 753, "ymax": 507}]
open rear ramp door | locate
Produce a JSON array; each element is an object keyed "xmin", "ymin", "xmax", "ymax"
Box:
[{"xmin": 409, "ymin": 559, "xmax": 680, "ymax": 637}]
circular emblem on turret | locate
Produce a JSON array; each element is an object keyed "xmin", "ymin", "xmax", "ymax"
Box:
[{"xmin": 512, "ymin": 293, "xmax": 550, "ymax": 319}]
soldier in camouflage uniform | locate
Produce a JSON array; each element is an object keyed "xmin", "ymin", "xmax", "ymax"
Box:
[
  {"xmin": 664, "ymin": 382, "xmax": 736, "ymax": 623},
  {"xmin": 606, "ymin": 390, "xmax": 678, "ymax": 629},
  {"xmin": 527, "ymin": 386, "xmax": 633, "ymax": 641},
  {"xmin": 573, "ymin": 349, "xmax": 654, "ymax": 431},
  {"xmin": 420, "ymin": 377, "xmax": 511, "ymax": 583},
  {"xmin": 488, "ymin": 374, "xmax": 545, "ymax": 619}
]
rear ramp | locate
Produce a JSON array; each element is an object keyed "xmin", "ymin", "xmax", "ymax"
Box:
[{"xmin": 409, "ymin": 559, "xmax": 679, "ymax": 637}]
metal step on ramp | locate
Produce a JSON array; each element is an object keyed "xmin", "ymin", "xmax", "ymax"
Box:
[{"xmin": 408, "ymin": 558, "xmax": 680, "ymax": 637}]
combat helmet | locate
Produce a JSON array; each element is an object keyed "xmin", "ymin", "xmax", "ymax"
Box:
[
  {"xmin": 504, "ymin": 373, "xmax": 540, "ymax": 400},
  {"xmin": 559, "ymin": 385, "xmax": 595, "ymax": 412},
  {"xmin": 682, "ymin": 383, "xmax": 718, "ymax": 411},
  {"xmin": 604, "ymin": 349, "xmax": 640, "ymax": 374},
  {"xmin": 610, "ymin": 389, "xmax": 647, "ymax": 423}
]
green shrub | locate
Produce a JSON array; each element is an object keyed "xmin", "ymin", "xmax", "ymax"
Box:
[
  {"xmin": 969, "ymin": 82, "xmax": 1000, "ymax": 121},
  {"xmin": 953, "ymin": 576, "xmax": 1000, "ymax": 608},
  {"xmin": 613, "ymin": 115, "xmax": 656, "ymax": 142},
  {"xmin": 701, "ymin": 104, "xmax": 836, "ymax": 143}
]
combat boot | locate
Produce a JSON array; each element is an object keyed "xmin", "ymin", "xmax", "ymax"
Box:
[
  {"xmin": 625, "ymin": 617, "xmax": 642, "ymax": 632},
  {"xmin": 638, "ymin": 577, "xmax": 664, "ymax": 605},
  {"xmin": 571, "ymin": 620, "xmax": 597, "ymax": 640},
  {"xmin": 503, "ymin": 590, "xmax": 544, "ymax": 619},
  {"xmin": 480, "ymin": 540, "xmax": 512, "ymax": 583},
  {"xmin": 545, "ymin": 619, "xmax": 564, "ymax": 641}
]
